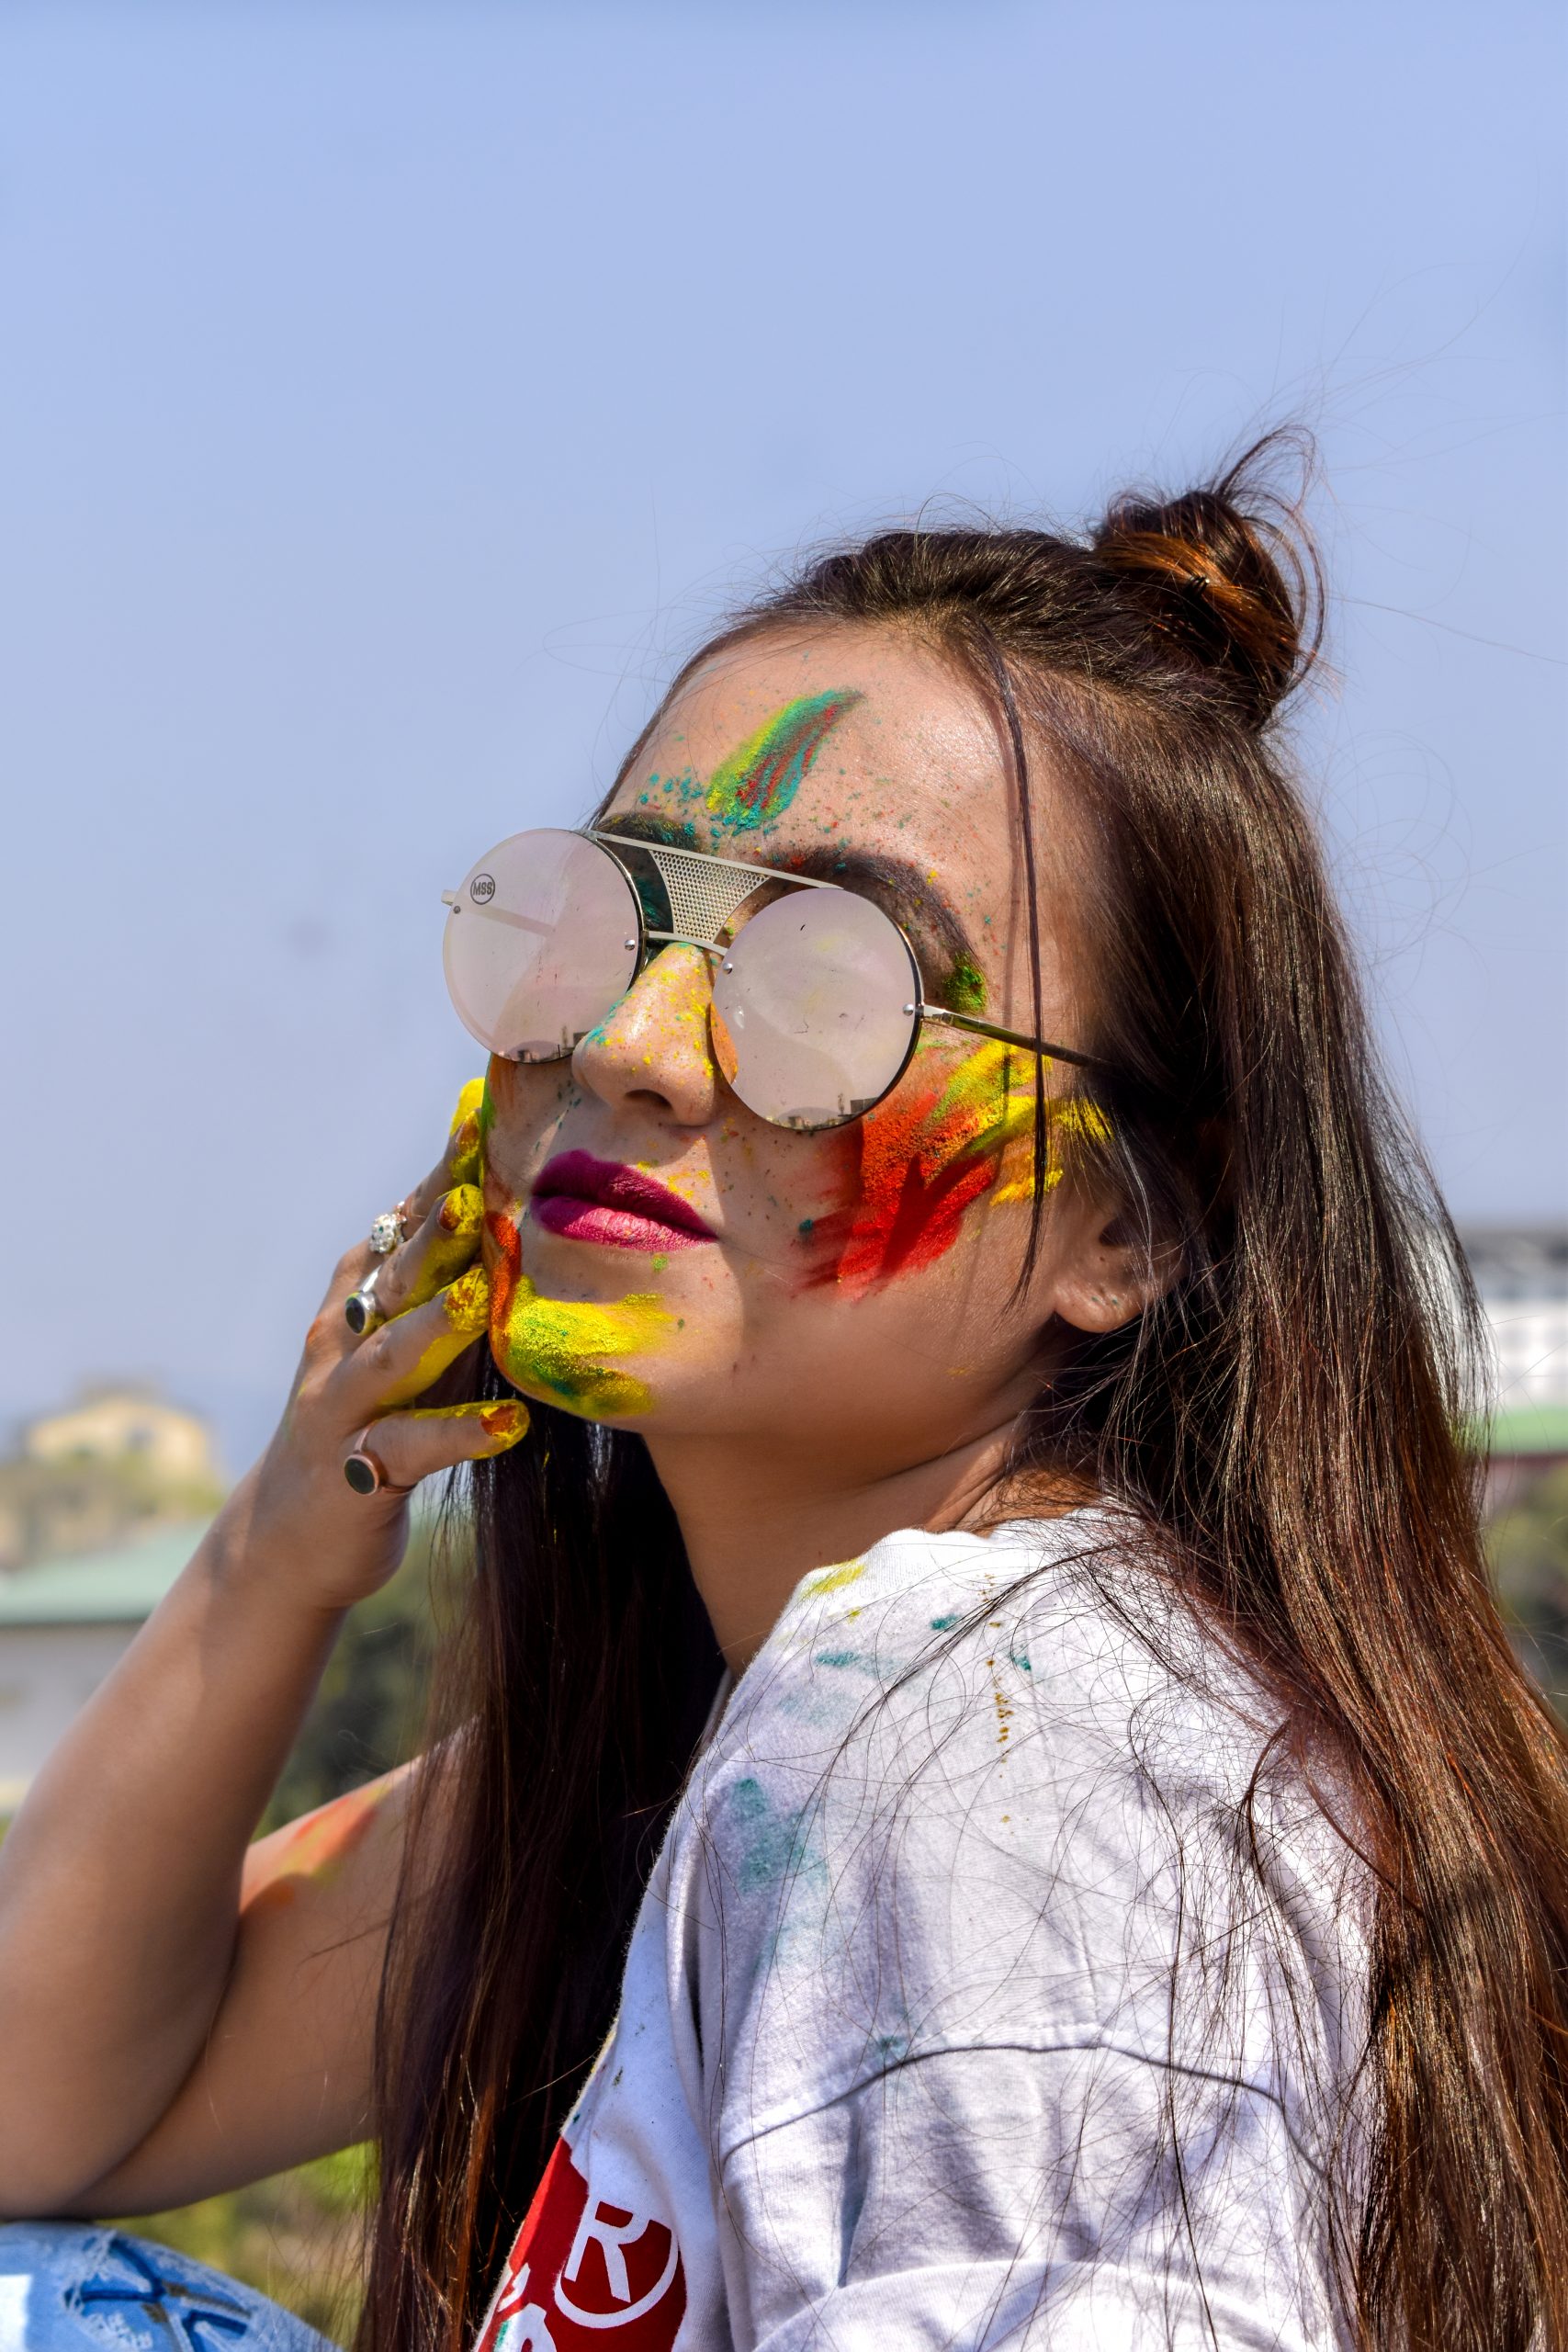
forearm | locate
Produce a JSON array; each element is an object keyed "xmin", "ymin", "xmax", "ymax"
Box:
[
  {"xmin": 0, "ymin": 1083, "xmax": 521, "ymax": 2215},
  {"xmin": 0, "ymin": 1475, "xmax": 345, "ymax": 2209}
]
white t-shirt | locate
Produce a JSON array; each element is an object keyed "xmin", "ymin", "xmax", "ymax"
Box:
[{"xmin": 476, "ymin": 1513, "xmax": 1371, "ymax": 2352}]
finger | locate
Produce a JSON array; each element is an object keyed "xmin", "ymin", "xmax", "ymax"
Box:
[
  {"xmin": 338, "ymin": 1265, "xmax": 492, "ymax": 1413},
  {"xmin": 304, "ymin": 1236, "xmax": 389, "ymax": 1368},
  {"xmin": 368, "ymin": 1184, "xmax": 484, "ymax": 1323},
  {"xmin": 446, "ymin": 1078, "xmax": 487, "ymax": 1188},
  {"xmin": 399, "ymin": 1080, "xmax": 488, "ymax": 1232},
  {"xmin": 310, "ymin": 1080, "xmax": 490, "ymax": 1352},
  {"xmin": 344, "ymin": 1398, "xmax": 529, "ymax": 1496}
]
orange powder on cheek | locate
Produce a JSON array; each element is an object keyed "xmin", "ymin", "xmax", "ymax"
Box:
[{"xmin": 806, "ymin": 1042, "xmax": 1100, "ymax": 1301}]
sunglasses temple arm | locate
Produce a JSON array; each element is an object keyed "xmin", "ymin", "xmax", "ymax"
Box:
[{"xmin": 915, "ymin": 1002, "xmax": 1102, "ymax": 1074}]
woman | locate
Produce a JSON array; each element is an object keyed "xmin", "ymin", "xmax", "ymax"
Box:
[{"xmin": 2, "ymin": 441, "xmax": 1565, "ymax": 2352}]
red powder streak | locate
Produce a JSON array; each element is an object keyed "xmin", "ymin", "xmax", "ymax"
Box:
[
  {"xmin": 807, "ymin": 1066, "xmax": 1015, "ymax": 1299},
  {"xmin": 734, "ymin": 692, "xmax": 856, "ymax": 823}
]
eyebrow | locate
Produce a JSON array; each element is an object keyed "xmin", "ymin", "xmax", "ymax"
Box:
[{"xmin": 596, "ymin": 813, "xmax": 980, "ymax": 976}]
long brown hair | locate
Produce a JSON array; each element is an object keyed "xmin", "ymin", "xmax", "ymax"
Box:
[{"xmin": 360, "ymin": 435, "xmax": 1568, "ymax": 2351}]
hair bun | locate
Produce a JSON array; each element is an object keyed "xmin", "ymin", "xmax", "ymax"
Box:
[{"xmin": 1090, "ymin": 436, "xmax": 1322, "ymax": 729}]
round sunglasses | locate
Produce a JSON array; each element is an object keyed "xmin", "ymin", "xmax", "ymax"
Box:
[{"xmin": 442, "ymin": 827, "xmax": 1102, "ymax": 1133}]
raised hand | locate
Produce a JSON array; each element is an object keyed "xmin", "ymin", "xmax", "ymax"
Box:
[{"xmin": 236, "ymin": 1080, "xmax": 527, "ymax": 1611}]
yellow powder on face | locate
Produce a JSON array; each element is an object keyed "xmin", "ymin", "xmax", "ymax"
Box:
[
  {"xmin": 990, "ymin": 1089, "xmax": 1111, "ymax": 1208},
  {"xmin": 488, "ymin": 1215, "xmax": 674, "ymax": 1417},
  {"xmin": 810, "ymin": 1036, "xmax": 1112, "ymax": 1295}
]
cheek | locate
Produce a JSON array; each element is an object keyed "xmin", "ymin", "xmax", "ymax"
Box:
[
  {"xmin": 800, "ymin": 1042, "xmax": 1044, "ymax": 1300},
  {"xmin": 479, "ymin": 1057, "xmax": 577, "ymax": 1199},
  {"xmin": 482, "ymin": 1206, "xmax": 678, "ymax": 1419}
]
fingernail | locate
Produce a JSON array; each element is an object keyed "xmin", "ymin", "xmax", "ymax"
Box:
[
  {"xmin": 477, "ymin": 1400, "xmax": 529, "ymax": 1449},
  {"xmin": 438, "ymin": 1183, "xmax": 484, "ymax": 1237}
]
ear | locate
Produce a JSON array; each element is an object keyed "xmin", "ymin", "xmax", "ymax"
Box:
[{"xmin": 1048, "ymin": 1198, "xmax": 1180, "ymax": 1335}]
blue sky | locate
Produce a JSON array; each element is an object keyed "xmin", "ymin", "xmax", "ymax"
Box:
[{"xmin": 2, "ymin": 2, "xmax": 1563, "ymax": 1467}]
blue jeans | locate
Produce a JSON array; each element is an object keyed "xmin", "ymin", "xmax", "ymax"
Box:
[{"xmin": 0, "ymin": 2224, "xmax": 334, "ymax": 2351}]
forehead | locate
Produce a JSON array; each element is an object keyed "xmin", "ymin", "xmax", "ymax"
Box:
[{"xmin": 603, "ymin": 628, "xmax": 1019, "ymax": 882}]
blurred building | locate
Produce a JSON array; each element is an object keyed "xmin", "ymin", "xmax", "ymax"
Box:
[
  {"xmin": 0, "ymin": 1384, "xmax": 222, "ymax": 1807},
  {"xmin": 1462, "ymin": 1227, "xmax": 1568, "ymax": 1408},
  {"xmin": 0, "ymin": 1382, "xmax": 223, "ymax": 1572},
  {"xmin": 0, "ymin": 1522, "xmax": 204, "ymax": 1810},
  {"xmin": 1460, "ymin": 1227, "xmax": 1568, "ymax": 1515},
  {"xmin": 22, "ymin": 1382, "xmax": 220, "ymax": 1485}
]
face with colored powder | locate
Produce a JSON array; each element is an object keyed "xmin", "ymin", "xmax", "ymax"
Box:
[{"xmin": 479, "ymin": 628, "xmax": 1142, "ymax": 1474}]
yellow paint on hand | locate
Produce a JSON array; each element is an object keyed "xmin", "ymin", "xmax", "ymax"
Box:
[
  {"xmin": 400, "ymin": 1398, "xmax": 529, "ymax": 1453},
  {"xmin": 448, "ymin": 1078, "xmax": 487, "ymax": 1186},
  {"xmin": 437, "ymin": 1182, "xmax": 485, "ymax": 1238},
  {"xmin": 386, "ymin": 1184, "xmax": 489, "ymax": 1311},
  {"xmin": 380, "ymin": 1266, "xmax": 492, "ymax": 1408}
]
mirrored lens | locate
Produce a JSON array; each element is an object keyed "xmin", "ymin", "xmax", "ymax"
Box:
[
  {"xmin": 443, "ymin": 830, "xmax": 640, "ymax": 1061},
  {"xmin": 713, "ymin": 888, "xmax": 919, "ymax": 1129}
]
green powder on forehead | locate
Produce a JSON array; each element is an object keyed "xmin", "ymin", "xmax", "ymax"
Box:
[{"xmin": 705, "ymin": 689, "xmax": 863, "ymax": 832}]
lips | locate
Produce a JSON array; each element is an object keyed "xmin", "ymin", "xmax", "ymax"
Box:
[{"xmin": 529, "ymin": 1149, "xmax": 716, "ymax": 1253}]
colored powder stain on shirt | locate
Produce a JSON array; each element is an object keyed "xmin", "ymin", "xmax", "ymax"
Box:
[
  {"xmin": 803, "ymin": 1556, "xmax": 867, "ymax": 1600},
  {"xmin": 704, "ymin": 689, "xmax": 863, "ymax": 833},
  {"xmin": 486, "ymin": 1209, "xmax": 671, "ymax": 1417},
  {"xmin": 813, "ymin": 1648, "xmax": 872, "ymax": 1672},
  {"xmin": 728, "ymin": 1774, "xmax": 818, "ymax": 1896},
  {"xmin": 930, "ymin": 1613, "xmax": 960, "ymax": 1632}
]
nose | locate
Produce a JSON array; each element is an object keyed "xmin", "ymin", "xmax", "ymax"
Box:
[{"xmin": 572, "ymin": 943, "xmax": 721, "ymax": 1127}]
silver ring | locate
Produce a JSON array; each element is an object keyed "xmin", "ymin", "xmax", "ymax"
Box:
[
  {"xmin": 344, "ymin": 1266, "xmax": 385, "ymax": 1336},
  {"xmin": 368, "ymin": 1204, "xmax": 408, "ymax": 1256}
]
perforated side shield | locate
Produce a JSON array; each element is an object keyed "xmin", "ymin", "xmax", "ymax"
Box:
[{"xmin": 592, "ymin": 831, "xmax": 827, "ymax": 947}]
